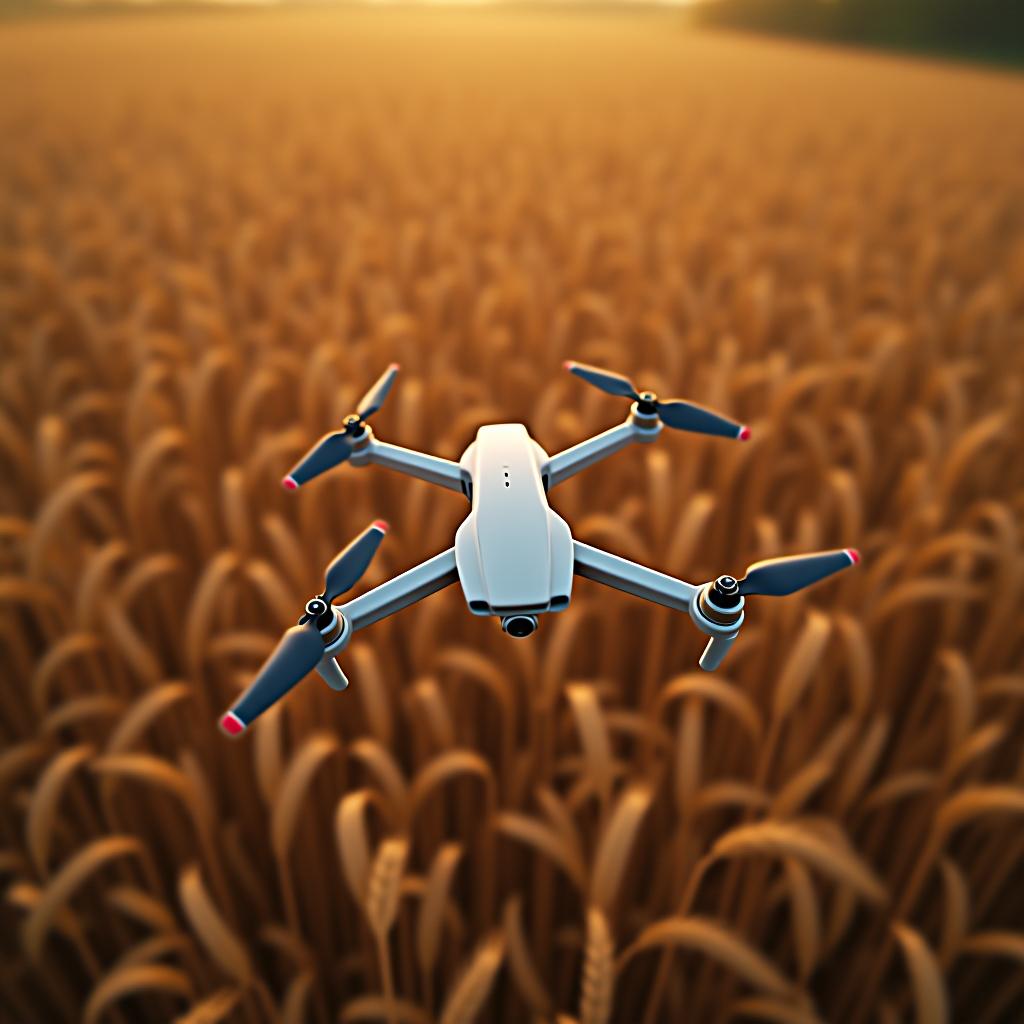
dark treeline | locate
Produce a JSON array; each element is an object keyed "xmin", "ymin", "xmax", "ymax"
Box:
[{"xmin": 696, "ymin": 0, "xmax": 1024, "ymax": 66}]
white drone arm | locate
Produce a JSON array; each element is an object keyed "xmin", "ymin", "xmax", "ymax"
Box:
[
  {"xmin": 337, "ymin": 547, "xmax": 460, "ymax": 631},
  {"xmin": 543, "ymin": 417, "xmax": 661, "ymax": 490},
  {"xmin": 282, "ymin": 365, "xmax": 469, "ymax": 496},
  {"xmin": 572, "ymin": 539, "xmax": 696, "ymax": 611},
  {"xmin": 351, "ymin": 438, "xmax": 468, "ymax": 495},
  {"xmin": 315, "ymin": 547, "xmax": 460, "ymax": 690},
  {"xmin": 572, "ymin": 540, "xmax": 740, "ymax": 671}
]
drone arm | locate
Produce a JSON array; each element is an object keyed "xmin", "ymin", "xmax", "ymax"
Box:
[
  {"xmin": 572, "ymin": 540, "xmax": 697, "ymax": 612},
  {"xmin": 338, "ymin": 547, "xmax": 460, "ymax": 632},
  {"xmin": 543, "ymin": 419, "xmax": 660, "ymax": 490},
  {"xmin": 315, "ymin": 549, "xmax": 459, "ymax": 693},
  {"xmin": 352, "ymin": 438, "xmax": 469, "ymax": 496},
  {"xmin": 219, "ymin": 548, "xmax": 458, "ymax": 735},
  {"xmin": 573, "ymin": 542, "xmax": 741, "ymax": 671}
]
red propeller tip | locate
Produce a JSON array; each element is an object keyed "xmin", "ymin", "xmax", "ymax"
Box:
[
  {"xmin": 388, "ymin": 362, "xmax": 400, "ymax": 372},
  {"xmin": 738, "ymin": 425, "xmax": 752, "ymax": 441},
  {"xmin": 281, "ymin": 476, "xmax": 298, "ymax": 491},
  {"xmin": 372, "ymin": 519, "xmax": 390, "ymax": 533},
  {"xmin": 563, "ymin": 360, "xmax": 576, "ymax": 371},
  {"xmin": 845, "ymin": 548, "xmax": 861, "ymax": 565},
  {"xmin": 219, "ymin": 712, "xmax": 245, "ymax": 736}
]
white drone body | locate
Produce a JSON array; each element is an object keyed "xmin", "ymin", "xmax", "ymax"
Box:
[
  {"xmin": 220, "ymin": 363, "xmax": 859, "ymax": 736},
  {"xmin": 456, "ymin": 423, "xmax": 574, "ymax": 620}
]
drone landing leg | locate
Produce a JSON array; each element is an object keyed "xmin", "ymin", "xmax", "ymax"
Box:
[
  {"xmin": 698, "ymin": 633, "xmax": 737, "ymax": 671},
  {"xmin": 316, "ymin": 659, "xmax": 349, "ymax": 690}
]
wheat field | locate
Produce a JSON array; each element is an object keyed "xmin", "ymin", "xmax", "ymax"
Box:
[{"xmin": 1, "ymin": 9, "xmax": 1023, "ymax": 1023}]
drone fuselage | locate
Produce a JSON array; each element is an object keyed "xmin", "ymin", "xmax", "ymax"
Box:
[{"xmin": 455, "ymin": 423, "xmax": 574, "ymax": 619}]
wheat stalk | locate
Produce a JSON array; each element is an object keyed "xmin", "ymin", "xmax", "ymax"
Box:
[
  {"xmin": 580, "ymin": 907, "xmax": 615, "ymax": 1024},
  {"xmin": 439, "ymin": 933, "xmax": 505, "ymax": 1024}
]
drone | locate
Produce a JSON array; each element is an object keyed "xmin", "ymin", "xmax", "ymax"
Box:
[{"xmin": 219, "ymin": 362, "xmax": 859, "ymax": 735}]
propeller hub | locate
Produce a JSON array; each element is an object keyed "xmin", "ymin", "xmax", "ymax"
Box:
[
  {"xmin": 636, "ymin": 391, "xmax": 658, "ymax": 414},
  {"xmin": 305, "ymin": 596, "xmax": 340, "ymax": 633},
  {"xmin": 710, "ymin": 575, "xmax": 742, "ymax": 609},
  {"xmin": 699, "ymin": 580, "xmax": 743, "ymax": 626},
  {"xmin": 343, "ymin": 414, "xmax": 365, "ymax": 436}
]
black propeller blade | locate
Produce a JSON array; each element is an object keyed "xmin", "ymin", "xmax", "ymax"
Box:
[
  {"xmin": 738, "ymin": 548, "xmax": 860, "ymax": 598},
  {"xmin": 282, "ymin": 363, "xmax": 400, "ymax": 490},
  {"xmin": 564, "ymin": 360, "xmax": 750, "ymax": 441},
  {"xmin": 563, "ymin": 361, "xmax": 639, "ymax": 399},
  {"xmin": 356, "ymin": 364, "xmax": 400, "ymax": 420},
  {"xmin": 219, "ymin": 520, "xmax": 389, "ymax": 736},
  {"xmin": 283, "ymin": 432, "xmax": 352, "ymax": 489},
  {"xmin": 220, "ymin": 620, "xmax": 324, "ymax": 735},
  {"xmin": 657, "ymin": 399, "xmax": 751, "ymax": 440},
  {"xmin": 323, "ymin": 520, "xmax": 389, "ymax": 603}
]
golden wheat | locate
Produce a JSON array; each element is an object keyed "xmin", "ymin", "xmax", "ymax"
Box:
[{"xmin": 1, "ymin": 7, "xmax": 1023, "ymax": 1022}]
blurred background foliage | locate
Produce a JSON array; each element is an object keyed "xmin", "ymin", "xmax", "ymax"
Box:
[
  {"xmin": 697, "ymin": 0, "xmax": 1024, "ymax": 66},
  {"xmin": 3, "ymin": 0, "xmax": 1024, "ymax": 68}
]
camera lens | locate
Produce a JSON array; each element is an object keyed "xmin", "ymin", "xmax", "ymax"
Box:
[{"xmin": 502, "ymin": 615, "xmax": 537, "ymax": 638}]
